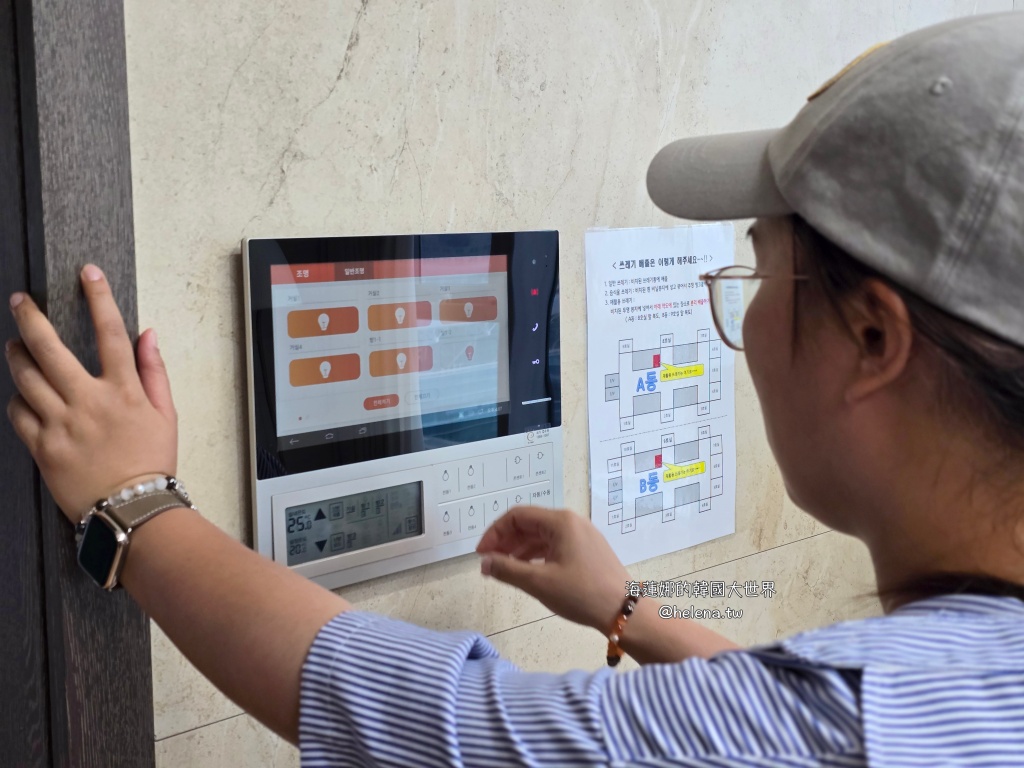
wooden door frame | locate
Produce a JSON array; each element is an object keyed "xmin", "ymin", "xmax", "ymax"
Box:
[{"xmin": 1, "ymin": 0, "xmax": 155, "ymax": 765}]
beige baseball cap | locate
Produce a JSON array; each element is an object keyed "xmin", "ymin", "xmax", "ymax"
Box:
[{"xmin": 646, "ymin": 12, "xmax": 1024, "ymax": 347}]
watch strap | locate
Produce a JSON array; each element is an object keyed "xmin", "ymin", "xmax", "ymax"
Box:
[
  {"xmin": 104, "ymin": 487, "xmax": 192, "ymax": 533},
  {"xmin": 75, "ymin": 477, "xmax": 194, "ymax": 591}
]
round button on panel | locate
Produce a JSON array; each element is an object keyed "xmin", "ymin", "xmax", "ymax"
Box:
[{"xmin": 438, "ymin": 506, "xmax": 458, "ymax": 540}]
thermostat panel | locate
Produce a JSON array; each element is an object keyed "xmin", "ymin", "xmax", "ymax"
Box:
[{"xmin": 244, "ymin": 231, "xmax": 562, "ymax": 589}]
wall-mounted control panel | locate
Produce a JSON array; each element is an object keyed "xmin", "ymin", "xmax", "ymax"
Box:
[{"xmin": 244, "ymin": 231, "xmax": 561, "ymax": 588}]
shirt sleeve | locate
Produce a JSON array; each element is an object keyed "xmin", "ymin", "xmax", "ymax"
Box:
[{"xmin": 298, "ymin": 611, "xmax": 864, "ymax": 767}]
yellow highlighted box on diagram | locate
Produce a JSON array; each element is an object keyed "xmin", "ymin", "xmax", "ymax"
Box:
[
  {"xmin": 660, "ymin": 363, "xmax": 704, "ymax": 381},
  {"xmin": 663, "ymin": 461, "xmax": 706, "ymax": 482}
]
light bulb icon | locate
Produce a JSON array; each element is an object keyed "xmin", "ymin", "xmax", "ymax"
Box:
[
  {"xmin": 317, "ymin": 313, "xmax": 329, "ymax": 332},
  {"xmin": 395, "ymin": 306, "xmax": 406, "ymax": 325},
  {"xmin": 465, "ymin": 345, "xmax": 474, "ymax": 361},
  {"xmin": 396, "ymin": 352, "xmax": 407, "ymax": 371},
  {"xmin": 319, "ymin": 361, "xmax": 332, "ymax": 379},
  {"xmin": 463, "ymin": 302, "xmax": 474, "ymax": 319}
]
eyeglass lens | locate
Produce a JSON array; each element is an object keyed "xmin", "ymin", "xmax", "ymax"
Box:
[{"xmin": 711, "ymin": 275, "xmax": 761, "ymax": 350}]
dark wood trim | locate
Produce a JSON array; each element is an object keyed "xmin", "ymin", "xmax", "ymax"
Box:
[
  {"xmin": 0, "ymin": 1, "xmax": 50, "ymax": 764},
  {"xmin": 2, "ymin": 0, "xmax": 156, "ymax": 765}
]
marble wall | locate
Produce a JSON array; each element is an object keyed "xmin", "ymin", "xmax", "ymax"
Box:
[{"xmin": 121, "ymin": 1, "xmax": 1017, "ymax": 763}]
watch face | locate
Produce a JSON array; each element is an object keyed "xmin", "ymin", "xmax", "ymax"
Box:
[{"xmin": 77, "ymin": 515, "xmax": 120, "ymax": 587}]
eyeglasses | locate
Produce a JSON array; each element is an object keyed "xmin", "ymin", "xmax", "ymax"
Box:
[{"xmin": 698, "ymin": 266, "xmax": 809, "ymax": 351}]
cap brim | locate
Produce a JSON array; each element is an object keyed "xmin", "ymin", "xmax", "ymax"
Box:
[{"xmin": 646, "ymin": 128, "xmax": 793, "ymax": 220}]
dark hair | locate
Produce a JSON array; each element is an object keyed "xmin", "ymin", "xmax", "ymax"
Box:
[{"xmin": 789, "ymin": 213, "xmax": 1024, "ymax": 604}]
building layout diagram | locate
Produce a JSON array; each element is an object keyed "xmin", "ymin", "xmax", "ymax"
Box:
[
  {"xmin": 604, "ymin": 331, "xmax": 725, "ymax": 532},
  {"xmin": 586, "ymin": 224, "xmax": 736, "ymax": 565}
]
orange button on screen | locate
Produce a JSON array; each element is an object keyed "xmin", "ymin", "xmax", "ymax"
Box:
[
  {"xmin": 287, "ymin": 307, "xmax": 359, "ymax": 338},
  {"xmin": 369, "ymin": 346, "xmax": 433, "ymax": 377},
  {"xmin": 364, "ymin": 394, "xmax": 400, "ymax": 410},
  {"xmin": 439, "ymin": 296, "xmax": 498, "ymax": 323},
  {"xmin": 368, "ymin": 301, "xmax": 432, "ymax": 331},
  {"xmin": 289, "ymin": 354, "xmax": 361, "ymax": 387}
]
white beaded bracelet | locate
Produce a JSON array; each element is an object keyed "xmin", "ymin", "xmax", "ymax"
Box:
[{"xmin": 102, "ymin": 476, "xmax": 189, "ymax": 510}]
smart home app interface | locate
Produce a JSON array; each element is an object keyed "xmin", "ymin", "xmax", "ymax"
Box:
[{"xmin": 270, "ymin": 255, "xmax": 510, "ymax": 448}]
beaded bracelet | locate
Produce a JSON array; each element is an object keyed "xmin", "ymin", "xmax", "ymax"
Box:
[
  {"xmin": 606, "ymin": 590, "xmax": 642, "ymax": 667},
  {"xmin": 103, "ymin": 475, "xmax": 181, "ymax": 507}
]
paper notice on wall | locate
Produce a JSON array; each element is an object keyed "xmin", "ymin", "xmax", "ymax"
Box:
[{"xmin": 585, "ymin": 224, "xmax": 737, "ymax": 566}]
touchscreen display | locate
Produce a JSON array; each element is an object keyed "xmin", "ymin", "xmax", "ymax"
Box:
[
  {"xmin": 271, "ymin": 256, "xmax": 509, "ymax": 445},
  {"xmin": 247, "ymin": 231, "xmax": 559, "ymax": 478}
]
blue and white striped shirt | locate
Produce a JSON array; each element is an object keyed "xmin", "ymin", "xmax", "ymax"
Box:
[{"xmin": 299, "ymin": 594, "xmax": 1024, "ymax": 766}]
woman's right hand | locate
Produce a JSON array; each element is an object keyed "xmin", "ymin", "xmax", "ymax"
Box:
[{"xmin": 476, "ymin": 506, "xmax": 631, "ymax": 632}]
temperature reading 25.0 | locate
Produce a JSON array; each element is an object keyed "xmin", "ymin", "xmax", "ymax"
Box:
[{"xmin": 287, "ymin": 511, "xmax": 313, "ymax": 534}]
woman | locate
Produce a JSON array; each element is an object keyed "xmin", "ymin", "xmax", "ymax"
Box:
[{"xmin": 6, "ymin": 12, "xmax": 1024, "ymax": 767}]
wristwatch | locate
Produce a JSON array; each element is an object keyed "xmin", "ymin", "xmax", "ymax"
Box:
[{"xmin": 75, "ymin": 476, "xmax": 194, "ymax": 591}]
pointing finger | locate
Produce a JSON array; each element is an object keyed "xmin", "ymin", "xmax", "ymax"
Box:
[{"xmin": 80, "ymin": 265, "xmax": 137, "ymax": 382}]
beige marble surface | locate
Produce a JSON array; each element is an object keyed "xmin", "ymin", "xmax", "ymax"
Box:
[
  {"xmin": 156, "ymin": 714, "xmax": 298, "ymax": 768},
  {"xmin": 123, "ymin": 0, "xmax": 1003, "ymax": 744}
]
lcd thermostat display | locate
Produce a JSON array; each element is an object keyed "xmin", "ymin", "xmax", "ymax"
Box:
[{"xmin": 284, "ymin": 481, "xmax": 423, "ymax": 566}]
